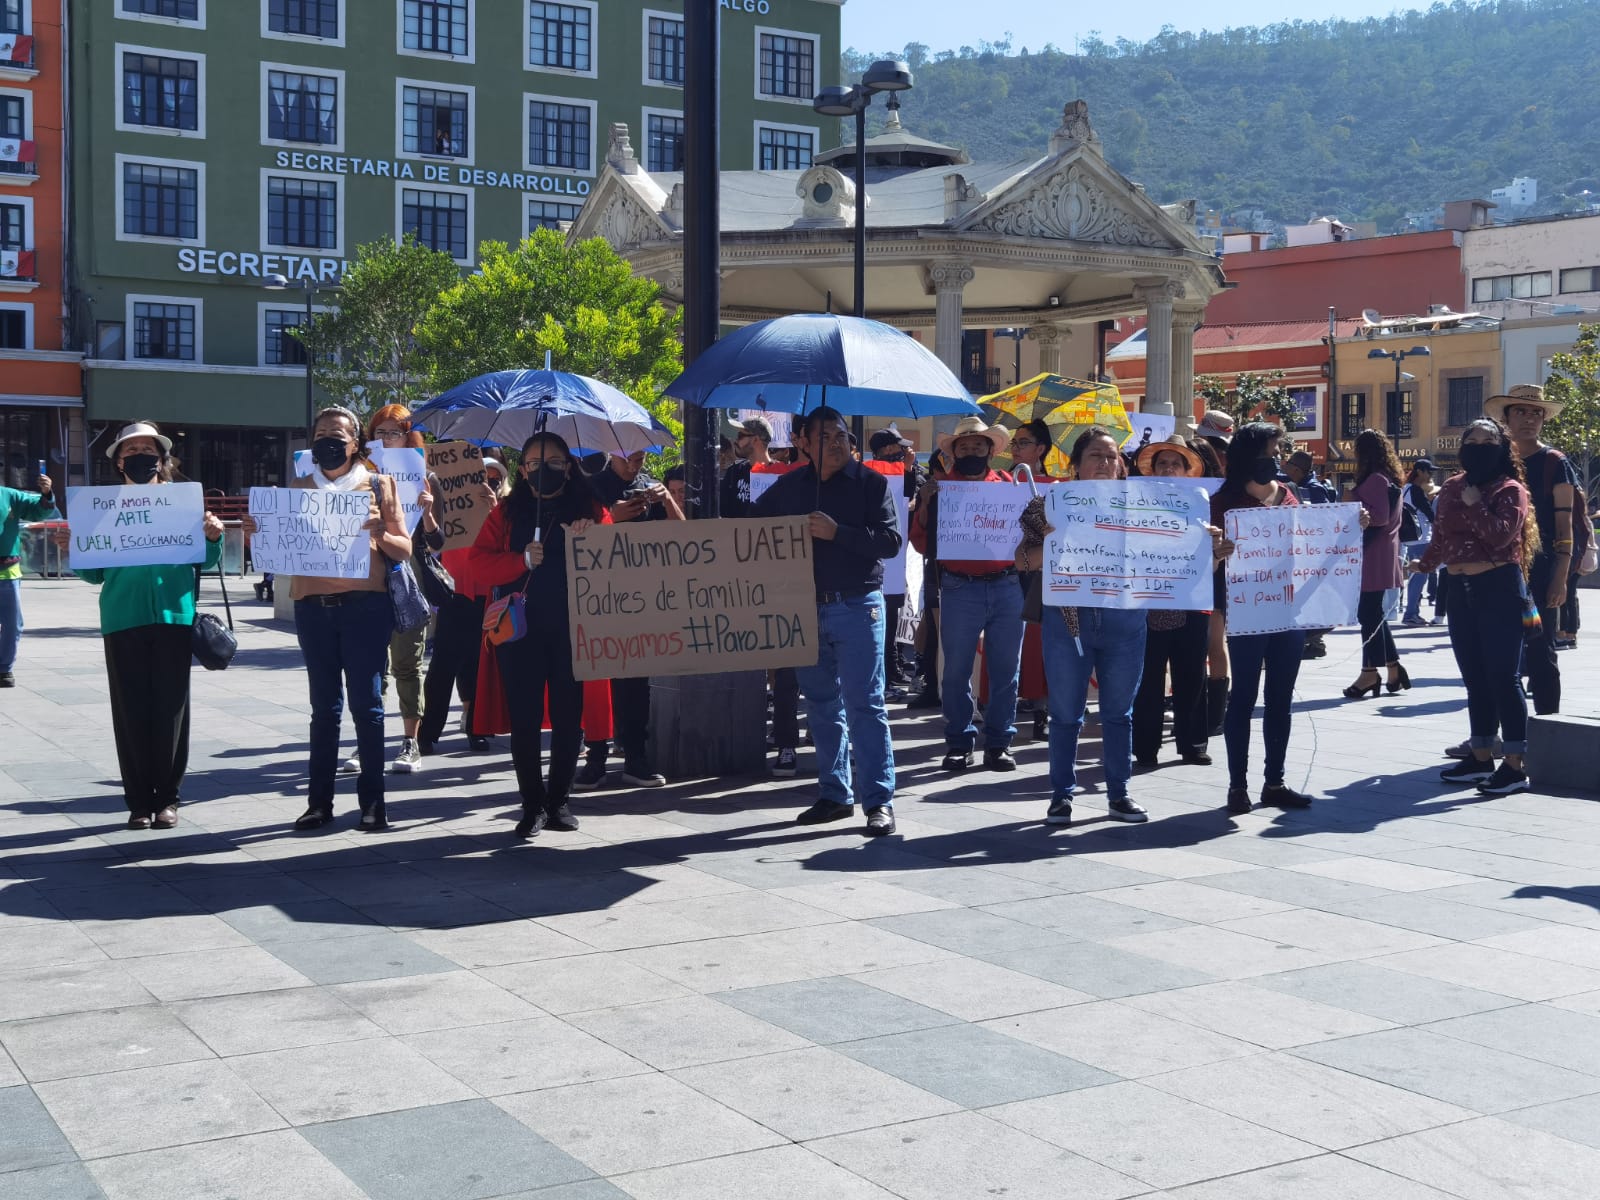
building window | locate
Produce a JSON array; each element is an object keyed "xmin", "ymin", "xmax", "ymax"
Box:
[
  {"xmin": 758, "ymin": 32, "xmax": 814, "ymax": 99},
  {"xmin": 757, "ymin": 124, "xmax": 814, "ymax": 170},
  {"xmin": 0, "ymin": 201, "xmax": 21, "ymax": 248},
  {"xmin": 645, "ymin": 112, "xmax": 683, "ymax": 172},
  {"xmin": 1471, "ymin": 271, "xmax": 1553, "ymax": 302},
  {"xmin": 266, "ymin": 69, "xmax": 338, "ymax": 144},
  {"xmin": 1385, "ymin": 389, "xmax": 1413, "ymax": 440},
  {"xmin": 0, "ymin": 1, "xmax": 20, "ymax": 34},
  {"xmin": 1446, "ymin": 376, "xmax": 1485, "ymax": 427},
  {"xmin": 267, "ymin": 0, "xmax": 339, "ymax": 39},
  {"xmin": 646, "ymin": 15, "xmax": 684, "ymax": 86},
  {"xmin": 526, "ymin": 197, "xmax": 579, "ymax": 233},
  {"xmin": 1340, "ymin": 392, "xmax": 1365, "ymax": 440},
  {"xmin": 402, "ymin": 85, "xmax": 469, "ymax": 157},
  {"xmin": 264, "ymin": 308, "xmax": 308, "ymax": 365},
  {"xmin": 0, "ymin": 308, "xmax": 24, "ymax": 349},
  {"xmin": 1559, "ymin": 266, "xmax": 1600, "ymax": 294},
  {"xmin": 527, "ymin": 2, "xmax": 591, "ymax": 72},
  {"xmin": 122, "ymin": 160, "xmax": 199, "ymax": 240},
  {"xmin": 122, "ymin": 0, "xmax": 200, "ymax": 19},
  {"xmin": 403, "ymin": 0, "xmax": 468, "ymax": 56},
  {"xmin": 133, "ymin": 300, "xmax": 196, "ymax": 360},
  {"xmin": 0, "ymin": 93, "xmax": 26, "ymax": 174},
  {"xmin": 266, "ymin": 176, "xmax": 337, "ymax": 249},
  {"xmin": 402, "ymin": 187, "xmax": 467, "ymax": 259},
  {"xmin": 526, "ymin": 98, "xmax": 590, "ymax": 171},
  {"xmin": 121, "ymin": 52, "xmax": 200, "ymax": 132}
]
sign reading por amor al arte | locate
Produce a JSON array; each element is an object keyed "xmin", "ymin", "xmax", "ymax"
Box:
[
  {"xmin": 247, "ymin": 487, "xmax": 371, "ymax": 580},
  {"xmin": 66, "ymin": 483, "xmax": 206, "ymax": 569},
  {"xmin": 1043, "ymin": 479, "xmax": 1219, "ymax": 611},
  {"xmin": 1223, "ymin": 502, "xmax": 1363, "ymax": 636},
  {"xmin": 566, "ymin": 518, "xmax": 818, "ymax": 681}
]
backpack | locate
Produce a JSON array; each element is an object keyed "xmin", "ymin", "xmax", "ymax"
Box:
[{"xmin": 1541, "ymin": 453, "xmax": 1593, "ymax": 574}]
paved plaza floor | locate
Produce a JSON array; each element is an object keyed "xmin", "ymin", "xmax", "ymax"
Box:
[{"xmin": 3, "ymin": 576, "xmax": 1600, "ymax": 1199}]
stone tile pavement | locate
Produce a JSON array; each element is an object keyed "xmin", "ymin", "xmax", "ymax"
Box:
[{"xmin": 2, "ymin": 576, "xmax": 1600, "ymax": 1199}]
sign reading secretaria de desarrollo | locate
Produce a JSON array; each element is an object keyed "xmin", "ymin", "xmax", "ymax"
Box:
[{"xmin": 271, "ymin": 151, "xmax": 593, "ymax": 197}]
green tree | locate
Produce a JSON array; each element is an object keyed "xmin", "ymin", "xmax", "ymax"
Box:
[
  {"xmin": 1543, "ymin": 322, "xmax": 1600, "ymax": 494},
  {"xmin": 295, "ymin": 235, "xmax": 461, "ymax": 420},
  {"xmin": 415, "ymin": 230, "xmax": 684, "ymax": 462},
  {"xmin": 1196, "ymin": 369, "xmax": 1299, "ymax": 430}
]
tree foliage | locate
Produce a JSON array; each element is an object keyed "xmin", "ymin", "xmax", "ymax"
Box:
[
  {"xmin": 1196, "ymin": 370, "xmax": 1298, "ymax": 430},
  {"xmin": 1543, "ymin": 322, "xmax": 1600, "ymax": 493}
]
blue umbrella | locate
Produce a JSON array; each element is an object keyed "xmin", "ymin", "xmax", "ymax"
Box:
[
  {"xmin": 663, "ymin": 314, "xmax": 979, "ymax": 418},
  {"xmin": 410, "ymin": 368, "xmax": 677, "ymax": 456}
]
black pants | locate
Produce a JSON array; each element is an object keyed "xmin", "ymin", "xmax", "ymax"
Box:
[
  {"xmin": 104, "ymin": 623, "xmax": 194, "ymax": 816},
  {"xmin": 1448, "ymin": 565, "xmax": 1529, "ymax": 752},
  {"xmin": 772, "ymin": 667, "xmax": 800, "ymax": 748},
  {"xmin": 418, "ymin": 592, "xmax": 485, "ymax": 746},
  {"xmin": 586, "ymin": 675, "xmax": 651, "ymax": 766},
  {"xmin": 1358, "ymin": 589, "xmax": 1398, "ymax": 670},
  {"xmin": 1561, "ymin": 575, "xmax": 1580, "ymax": 637},
  {"xmin": 1132, "ymin": 611, "xmax": 1209, "ymax": 760},
  {"xmin": 883, "ymin": 594, "xmax": 908, "ymax": 681},
  {"xmin": 498, "ymin": 619, "xmax": 584, "ymax": 813},
  {"xmin": 1524, "ymin": 554, "xmax": 1561, "ymax": 713}
]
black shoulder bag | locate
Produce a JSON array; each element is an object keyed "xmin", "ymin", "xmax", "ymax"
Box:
[{"xmin": 192, "ymin": 560, "xmax": 238, "ymax": 671}]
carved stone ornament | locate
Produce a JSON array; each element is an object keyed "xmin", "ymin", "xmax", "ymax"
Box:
[
  {"xmin": 973, "ymin": 162, "xmax": 1168, "ymax": 248},
  {"xmin": 1049, "ymin": 99, "xmax": 1102, "ymax": 156},
  {"xmin": 596, "ymin": 194, "xmax": 661, "ymax": 251},
  {"xmin": 929, "ymin": 261, "xmax": 975, "ymax": 292},
  {"xmin": 1133, "ymin": 279, "xmax": 1187, "ymax": 306},
  {"xmin": 794, "ymin": 164, "xmax": 856, "ymax": 224},
  {"xmin": 607, "ymin": 123, "xmax": 640, "ymax": 175}
]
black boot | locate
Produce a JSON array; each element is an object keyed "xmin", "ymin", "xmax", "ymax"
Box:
[{"xmin": 1206, "ymin": 678, "xmax": 1229, "ymax": 738}]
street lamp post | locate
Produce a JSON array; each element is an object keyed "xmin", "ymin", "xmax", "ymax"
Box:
[
  {"xmin": 1367, "ymin": 344, "xmax": 1431, "ymax": 442},
  {"xmin": 995, "ymin": 327, "xmax": 1027, "ymax": 388},
  {"xmin": 264, "ymin": 274, "xmax": 327, "ymax": 430}
]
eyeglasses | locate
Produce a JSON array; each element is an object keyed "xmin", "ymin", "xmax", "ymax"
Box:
[
  {"xmin": 1011, "ymin": 438, "xmax": 1040, "ymax": 449},
  {"xmin": 372, "ymin": 428, "xmax": 407, "ymax": 441}
]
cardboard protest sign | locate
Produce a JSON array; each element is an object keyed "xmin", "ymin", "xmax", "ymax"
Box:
[
  {"xmin": 247, "ymin": 486, "xmax": 371, "ymax": 580},
  {"xmin": 566, "ymin": 518, "xmax": 818, "ymax": 681},
  {"xmin": 365, "ymin": 444, "xmax": 427, "ymax": 530},
  {"xmin": 1043, "ymin": 478, "xmax": 1219, "ymax": 610},
  {"xmin": 748, "ymin": 461, "xmax": 909, "ymax": 594},
  {"xmin": 425, "ymin": 441, "xmax": 489, "ymax": 551},
  {"xmin": 66, "ymin": 483, "xmax": 207, "ymax": 569},
  {"xmin": 1223, "ymin": 502, "xmax": 1363, "ymax": 635},
  {"xmin": 935, "ymin": 479, "xmax": 1038, "ymax": 561}
]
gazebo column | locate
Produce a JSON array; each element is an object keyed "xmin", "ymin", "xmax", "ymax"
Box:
[
  {"xmin": 1170, "ymin": 303, "xmax": 1205, "ymax": 426},
  {"xmin": 931, "ymin": 260, "xmax": 975, "ymax": 436},
  {"xmin": 1133, "ymin": 278, "xmax": 1183, "ymax": 416},
  {"xmin": 1029, "ymin": 322, "xmax": 1064, "ymax": 376}
]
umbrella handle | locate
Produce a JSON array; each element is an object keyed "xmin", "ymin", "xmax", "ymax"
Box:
[{"xmin": 1015, "ymin": 463, "xmax": 1040, "ymax": 499}]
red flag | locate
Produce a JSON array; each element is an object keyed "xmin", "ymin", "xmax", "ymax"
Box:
[
  {"xmin": 0, "ymin": 250, "xmax": 34, "ymax": 277},
  {"xmin": 0, "ymin": 139, "xmax": 35, "ymax": 163},
  {"xmin": 0, "ymin": 34, "xmax": 32, "ymax": 61}
]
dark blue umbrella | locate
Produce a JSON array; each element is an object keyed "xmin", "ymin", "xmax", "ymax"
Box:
[
  {"xmin": 663, "ymin": 314, "xmax": 978, "ymax": 418},
  {"xmin": 410, "ymin": 368, "xmax": 677, "ymax": 456}
]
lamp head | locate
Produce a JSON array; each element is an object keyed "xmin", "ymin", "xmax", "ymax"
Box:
[
  {"xmin": 862, "ymin": 59, "xmax": 914, "ymax": 93},
  {"xmin": 1367, "ymin": 347, "xmax": 1390, "ymax": 359},
  {"xmin": 264, "ymin": 274, "xmax": 290, "ymax": 290},
  {"xmin": 1408, "ymin": 345, "xmax": 1431, "ymax": 356},
  {"xmin": 813, "ymin": 85, "xmax": 863, "ymax": 117}
]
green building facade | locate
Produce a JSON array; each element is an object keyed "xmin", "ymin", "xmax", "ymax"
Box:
[{"xmin": 72, "ymin": 0, "xmax": 842, "ymax": 490}]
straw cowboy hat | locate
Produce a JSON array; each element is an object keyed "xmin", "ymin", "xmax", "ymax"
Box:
[
  {"xmin": 1485, "ymin": 383, "xmax": 1564, "ymax": 424},
  {"xmin": 1135, "ymin": 436, "xmax": 1204, "ymax": 478},
  {"xmin": 936, "ymin": 416, "xmax": 1009, "ymax": 460},
  {"xmin": 105, "ymin": 421, "xmax": 172, "ymax": 460}
]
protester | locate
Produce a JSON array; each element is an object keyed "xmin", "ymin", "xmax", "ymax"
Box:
[
  {"xmin": 52, "ymin": 423, "xmax": 224, "ymax": 828},
  {"xmin": 720, "ymin": 415, "xmax": 774, "ymax": 516},
  {"xmin": 1490, "ymin": 384, "xmax": 1574, "ymax": 713},
  {"xmin": 1412, "ymin": 418, "xmax": 1539, "ymax": 795},
  {"xmin": 0, "ymin": 463, "xmax": 56, "ymax": 688},
  {"xmin": 663, "ymin": 465, "xmax": 687, "ymax": 513},
  {"xmin": 468, "ymin": 432, "xmax": 610, "ymax": 837},
  {"xmin": 753, "ymin": 406, "xmax": 900, "ymax": 836},
  {"xmin": 1345, "ymin": 429, "xmax": 1408, "ymax": 699},
  {"xmin": 582, "ymin": 448, "xmax": 685, "ymax": 788},
  {"xmin": 1191, "ymin": 412, "xmax": 1235, "ymax": 732},
  {"xmin": 869, "ymin": 423, "xmax": 926, "ymax": 700},
  {"xmin": 1002, "ymin": 419, "xmax": 1057, "ymax": 739},
  {"xmin": 911, "ymin": 416, "xmax": 1024, "ymax": 772},
  {"xmin": 1131, "ymin": 437, "xmax": 1214, "ymax": 768},
  {"xmin": 242, "ymin": 407, "xmax": 411, "ymax": 831},
  {"xmin": 1283, "ymin": 449, "xmax": 1338, "ymax": 657},
  {"xmin": 1401, "ymin": 458, "xmax": 1439, "ymax": 626}
]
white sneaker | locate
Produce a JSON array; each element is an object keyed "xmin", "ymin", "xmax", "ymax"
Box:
[
  {"xmin": 338, "ymin": 754, "xmax": 360, "ymax": 774},
  {"xmin": 391, "ymin": 739, "xmax": 423, "ymax": 774}
]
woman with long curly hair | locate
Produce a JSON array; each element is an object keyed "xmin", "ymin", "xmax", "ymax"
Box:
[
  {"xmin": 1412, "ymin": 418, "xmax": 1540, "ymax": 795},
  {"xmin": 1344, "ymin": 428, "xmax": 1408, "ymax": 699}
]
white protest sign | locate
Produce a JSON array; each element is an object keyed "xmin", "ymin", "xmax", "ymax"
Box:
[
  {"xmin": 292, "ymin": 449, "xmax": 314, "ymax": 477},
  {"xmin": 935, "ymin": 480, "xmax": 1039, "ymax": 562},
  {"xmin": 1043, "ymin": 478, "xmax": 1219, "ymax": 610},
  {"xmin": 897, "ymin": 548, "xmax": 924, "ymax": 645},
  {"xmin": 1223, "ymin": 502, "xmax": 1363, "ymax": 635},
  {"xmin": 366, "ymin": 443, "xmax": 426, "ymax": 530},
  {"xmin": 1126, "ymin": 414, "xmax": 1176, "ymax": 454},
  {"xmin": 738, "ymin": 409, "xmax": 793, "ymax": 447},
  {"xmin": 248, "ymin": 487, "xmax": 371, "ymax": 580},
  {"xmin": 65, "ymin": 483, "xmax": 207, "ymax": 569},
  {"xmin": 748, "ymin": 462, "xmax": 910, "ymax": 594}
]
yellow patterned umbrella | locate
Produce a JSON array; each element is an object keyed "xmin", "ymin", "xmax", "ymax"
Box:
[{"xmin": 980, "ymin": 373, "xmax": 1134, "ymax": 476}]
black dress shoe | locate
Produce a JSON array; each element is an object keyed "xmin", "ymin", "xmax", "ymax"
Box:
[
  {"xmin": 514, "ymin": 808, "xmax": 548, "ymax": 839},
  {"xmin": 126, "ymin": 814, "xmax": 152, "ymax": 830},
  {"xmin": 1225, "ymin": 788, "xmax": 1253, "ymax": 815},
  {"xmin": 796, "ymin": 799, "xmax": 854, "ymax": 825},
  {"xmin": 359, "ymin": 801, "xmax": 389, "ymax": 831},
  {"xmin": 544, "ymin": 803, "xmax": 580, "ymax": 832},
  {"xmin": 293, "ymin": 807, "xmax": 335, "ymax": 831},
  {"xmin": 983, "ymin": 747, "xmax": 1017, "ymax": 772},
  {"xmin": 941, "ymin": 750, "xmax": 973, "ymax": 772},
  {"xmin": 864, "ymin": 807, "xmax": 896, "ymax": 837},
  {"xmin": 1181, "ymin": 751, "xmax": 1213, "ymax": 766},
  {"xmin": 1260, "ymin": 782, "xmax": 1313, "ymax": 809}
]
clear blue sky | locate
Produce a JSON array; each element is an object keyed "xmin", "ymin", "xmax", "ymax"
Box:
[{"xmin": 842, "ymin": 1, "xmax": 1431, "ymax": 55}]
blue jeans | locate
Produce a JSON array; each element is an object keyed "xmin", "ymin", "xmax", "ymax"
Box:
[
  {"xmin": 0, "ymin": 577, "xmax": 20, "ymax": 672},
  {"xmin": 1223, "ymin": 630, "xmax": 1305, "ymax": 790},
  {"xmin": 1448, "ymin": 565, "xmax": 1528, "ymax": 754},
  {"xmin": 1402, "ymin": 541, "xmax": 1431, "ymax": 619},
  {"xmin": 295, "ymin": 591, "xmax": 394, "ymax": 813},
  {"xmin": 1040, "ymin": 607, "xmax": 1148, "ymax": 802},
  {"xmin": 939, "ymin": 572, "xmax": 1025, "ymax": 751},
  {"xmin": 795, "ymin": 592, "xmax": 895, "ymax": 809}
]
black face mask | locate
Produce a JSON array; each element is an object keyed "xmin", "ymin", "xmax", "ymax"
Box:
[
  {"xmin": 528, "ymin": 464, "xmax": 567, "ymax": 495},
  {"xmin": 1250, "ymin": 458, "xmax": 1279, "ymax": 486},
  {"xmin": 121, "ymin": 453, "xmax": 160, "ymax": 484},
  {"xmin": 1459, "ymin": 442, "xmax": 1502, "ymax": 485},
  {"xmin": 954, "ymin": 454, "xmax": 988, "ymax": 476},
  {"xmin": 311, "ymin": 437, "xmax": 350, "ymax": 471}
]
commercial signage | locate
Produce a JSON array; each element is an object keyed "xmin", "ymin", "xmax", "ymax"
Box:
[{"xmin": 272, "ymin": 151, "xmax": 592, "ymax": 197}]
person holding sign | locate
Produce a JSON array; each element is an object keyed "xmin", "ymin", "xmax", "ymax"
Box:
[
  {"xmin": 1005, "ymin": 420, "xmax": 1059, "ymax": 740},
  {"xmin": 1344, "ymin": 430, "xmax": 1409, "ymax": 700},
  {"xmin": 53, "ymin": 422, "xmax": 223, "ymax": 829},
  {"xmin": 0, "ymin": 460, "xmax": 56, "ymax": 688},
  {"xmin": 753, "ymin": 406, "xmax": 901, "ymax": 837},
  {"xmin": 467, "ymin": 431, "xmax": 610, "ymax": 839},
  {"xmin": 241, "ymin": 407, "xmax": 412, "ymax": 832}
]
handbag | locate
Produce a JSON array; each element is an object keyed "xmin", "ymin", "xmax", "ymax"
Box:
[
  {"xmin": 375, "ymin": 476, "xmax": 431, "ymax": 635},
  {"xmin": 191, "ymin": 561, "xmax": 237, "ymax": 671},
  {"xmin": 1519, "ymin": 569, "xmax": 1543, "ymax": 640},
  {"xmin": 483, "ymin": 576, "xmax": 528, "ymax": 646},
  {"xmin": 414, "ymin": 541, "xmax": 454, "ymax": 607}
]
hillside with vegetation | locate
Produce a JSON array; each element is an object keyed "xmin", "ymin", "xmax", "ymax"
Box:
[{"xmin": 842, "ymin": 0, "xmax": 1600, "ymax": 231}]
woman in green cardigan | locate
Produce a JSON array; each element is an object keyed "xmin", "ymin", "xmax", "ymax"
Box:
[{"xmin": 54, "ymin": 422, "xmax": 224, "ymax": 830}]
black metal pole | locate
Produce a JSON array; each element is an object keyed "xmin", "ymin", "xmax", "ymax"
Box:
[
  {"xmin": 851, "ymin": 102, "xmax": 867, "ymax": 448},
  {"xmin": 304, "ymin": 283, "xmax": 315, "ymax": 429},
  {"xmin": 684, "ymin": 0, "xmax": 721, "ymax": 517}
]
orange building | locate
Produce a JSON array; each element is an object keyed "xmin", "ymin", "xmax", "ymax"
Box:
[{"xmin": 1, "ymin": 0, "xmax": 81, "ymax": 494}]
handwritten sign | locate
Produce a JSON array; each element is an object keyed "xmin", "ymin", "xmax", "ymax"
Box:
[
  {"xmin": 748, "ymin": 461, "xmax": 909, "ymax": 593},
  {"xmin": 738, "ymin": 408, "xmax": 793, "ymax": 447},
  {"xmin": 1043, "ymin": 478, "xmax": 1219, "ymax": 610},
  {"xmin": 1224, "ymin": 502, "xmax": 1363, "ymax": 635},
  {"xmin": 366, "ymin": 444, "xmax": 426, "ymax": 529},
  {"xmin": 66, "ymin": 483, "xmax": 206, "ymax": 568},
  {"xmin": 936, "ymin": 480, "xmax": 1040, "ymax": 561},
  {"xmin": 1126, "ymin": 414, "xmax": 1176, "ymax": 454},
  {"xmin": 247, "ymin": 487, "xmax": 371, "ymax": 580},
  {"xmin": 425, "ymin": 441, "xmax": 489, "ymax": 551},
  {"xmin": 566, "ymin": 518, "xmax": 818, "ymax": 681}
]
